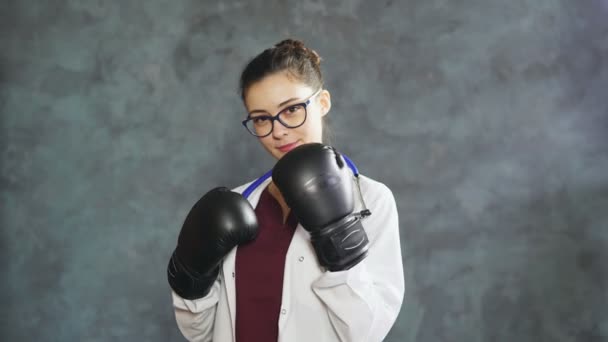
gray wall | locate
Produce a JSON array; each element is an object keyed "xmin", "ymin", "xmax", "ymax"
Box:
[{"xmin": 1, "ymin": 0, "xmax": 607, "ymax": 341}]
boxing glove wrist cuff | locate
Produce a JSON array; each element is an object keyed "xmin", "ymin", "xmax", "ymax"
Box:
[
  {"xmin": 310, "ymin": 215, "xmax": 370, "ymax": 272},
  {"xmin": 167, "ymin": 250, "xmax": 219, "ymax": 300}
]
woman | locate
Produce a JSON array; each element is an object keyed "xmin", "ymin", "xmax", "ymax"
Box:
[{"xmin": 167, "ymin": 39, "xmax": 404, "ymax": 342}]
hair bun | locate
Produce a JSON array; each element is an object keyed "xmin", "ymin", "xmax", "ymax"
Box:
[
  {"xmin": 240, "ymin": 38, "xmax": 324, "ymax": 101},
  {"xmin": 274, "ymin": 38, "xmax": 305, "ymax": 50},
  {"xmin": 274, "ymin": 38, "xmax": 322, "ymax": 67}
]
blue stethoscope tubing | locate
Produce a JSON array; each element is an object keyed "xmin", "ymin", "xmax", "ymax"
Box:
[{"xmin": 242, "ymin": 154, "xmax": 359, "ymax": 199}]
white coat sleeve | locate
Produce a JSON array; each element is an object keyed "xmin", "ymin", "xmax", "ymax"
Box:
[
  {"xmin": 311, "ymin": 183, "xmax": 405, "ymax": 342},
  {"xmin": 170, "ymin": 181, "xmax": 254, "ymax": 341},
  {"xmin": 171, "ymin": 278, "xmax": 221, "ymax": 342}
]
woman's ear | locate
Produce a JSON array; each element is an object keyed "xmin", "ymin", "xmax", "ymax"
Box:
[{"xmin": 319, "ymin": 89, "xmax": 331, "ymax": 117}]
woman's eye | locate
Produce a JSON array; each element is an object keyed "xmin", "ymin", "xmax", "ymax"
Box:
[
  {"xmin": 286, "ymin": 105, "xmax": 302, "ymax": 113},
  {"xmin": 252, "ymin": 116, "xmax": 270, "ymax": 124}
]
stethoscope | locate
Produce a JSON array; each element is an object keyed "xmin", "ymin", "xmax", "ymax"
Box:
[{"xmin": 242, "ymin": 154, "xmax": 372, "ymax": 218}]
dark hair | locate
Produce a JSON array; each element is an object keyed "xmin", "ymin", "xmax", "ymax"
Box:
[{"xmin": 239, "ymin": 39, "xmax": 324, "ymax": 101}]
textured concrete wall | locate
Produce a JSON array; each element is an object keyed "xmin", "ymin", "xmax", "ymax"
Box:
[{"xmin": 1, "ymin": 0, "xmax": 607, "ymax": 341}]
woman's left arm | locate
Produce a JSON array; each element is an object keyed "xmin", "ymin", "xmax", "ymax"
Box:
[{"xmin": 311, "ymin": 182, "xmax": 405, "ymax": 342}]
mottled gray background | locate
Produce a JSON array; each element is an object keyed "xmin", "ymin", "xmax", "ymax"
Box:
[{"xmin": 1, "ymin": 0, "xmax": 607, "ymax": 341}]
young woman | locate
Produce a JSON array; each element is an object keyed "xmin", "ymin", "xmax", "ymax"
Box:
[{"xmin": 167, "ymin": 39, "xmax": 404, "ymax": 342}]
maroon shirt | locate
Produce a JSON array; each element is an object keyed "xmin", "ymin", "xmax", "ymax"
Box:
[{"xmin": 235, "ymin": 187, "xmax": 298, "ymax": 342}]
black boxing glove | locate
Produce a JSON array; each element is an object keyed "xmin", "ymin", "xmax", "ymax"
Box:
[
  {"xmin": 272, "ymin": 143, "xmax": 371, "ymax": 272},
  {"xmin": 168, "ymin": 187, "xmax": 258, "ymax": 299}
]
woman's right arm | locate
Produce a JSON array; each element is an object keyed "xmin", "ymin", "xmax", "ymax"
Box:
[
  {"xmin": 167, "ymin": 186, "xmax": 258, "ymax": 341},
  {"xmin": 171, "ymin": 277, "xmax": 221, "ymax": 342}
]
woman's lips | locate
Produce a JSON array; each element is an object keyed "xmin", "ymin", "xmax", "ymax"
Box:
[{"xmin": 277, "ymin": 141, "xmax": 299, "ymax": 153}]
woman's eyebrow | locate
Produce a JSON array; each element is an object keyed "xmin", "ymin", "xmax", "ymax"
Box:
[
  {"xmin": 277, "ymin": 97, "xmax": 300, "ymax": 108},
  {"xmin": 248, "ymin": 109, "xmax": 270, "ymax": 115},
  {"xmin": 249, "ymin": 96, "xmax": 302, "ymax": 115}
]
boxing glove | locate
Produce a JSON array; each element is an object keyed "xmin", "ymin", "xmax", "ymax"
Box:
[
  {"xmin": 272, "ymin": 143, "xmax": 370, "ymax": 272},
  {"xmin": 168, "ymin": 187, "xmax": 258, "ymax": 299}
]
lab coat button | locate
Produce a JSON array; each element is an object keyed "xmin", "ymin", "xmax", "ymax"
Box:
[
  {"xmin": 232, "ymin": 272, "xmax": 235, "ymax": 278},
  {"xmin": 298, "ymin": 256, "xmax": 304, "ymax": 262},
  {"xmin": 281, "ymin": 308, "xmax": 287, "ymax": 315}
]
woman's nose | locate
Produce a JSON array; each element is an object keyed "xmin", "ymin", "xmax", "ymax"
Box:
[{"xmin": 272, "ymin": 119, "xmax": 289, "ymax": 138}]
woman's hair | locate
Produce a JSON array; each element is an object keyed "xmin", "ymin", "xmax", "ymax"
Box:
[{"xmin": 239, "ymin": 39, "xmax": 324, "ymax": 101}]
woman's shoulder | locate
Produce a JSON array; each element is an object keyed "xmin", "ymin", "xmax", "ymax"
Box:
[
  {"xmin": 357, "ymin": 175, "xmax": 399, "ymax": 240},
  {"xmin": 231, "ymin": 178, "xmax": 259, "ymax": 194},
  {"xmin": 357, "ymin": 174, "xmax": 395, "ymax": 201}
]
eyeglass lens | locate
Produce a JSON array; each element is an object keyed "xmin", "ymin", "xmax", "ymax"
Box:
[{"xmin": 246, "ymin": 104, "xmax": 307, "ymax": 137}]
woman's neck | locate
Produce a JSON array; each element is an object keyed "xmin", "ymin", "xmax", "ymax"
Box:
[{"xmin": 268, "ymin": 182, "xmax": 291, "ymax": 224}]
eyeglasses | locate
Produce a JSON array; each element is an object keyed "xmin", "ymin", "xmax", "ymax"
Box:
[{"xmin": 242, "ymin": 89, "xmax": 322, "ymax": 137}]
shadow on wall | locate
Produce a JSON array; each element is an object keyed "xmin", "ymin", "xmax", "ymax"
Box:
[
  {"xmin": 556, "ymin": 0, "xmax": 608, "ymax": 148},
  {"xmin": 390, "ymin": 1, "xmax": 608, "ymax": 340},
  {"xmin": 477, "ymin": 185, "xmax": 608, "ymax": 342},
  {"xmin": 402, "ymin": 184, "xmax": 608, "ymax": 342},
  {"xmin": 0, "ymin": 50, "xmax": 12, "ymax": 318}
]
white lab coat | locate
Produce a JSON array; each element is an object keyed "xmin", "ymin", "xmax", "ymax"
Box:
[{"xmin": 171, "ymin": 174, "xmax": 404, "ymax": 342}]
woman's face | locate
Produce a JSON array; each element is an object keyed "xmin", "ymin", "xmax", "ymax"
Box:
[{"xmin": 244, "ymin": 71, "xmax": 331, "ymax": 160}]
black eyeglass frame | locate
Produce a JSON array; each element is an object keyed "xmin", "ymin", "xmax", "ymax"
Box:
[{"xmin": 241, "ymin": 88, "xmax": 323, "ymax": 138}]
